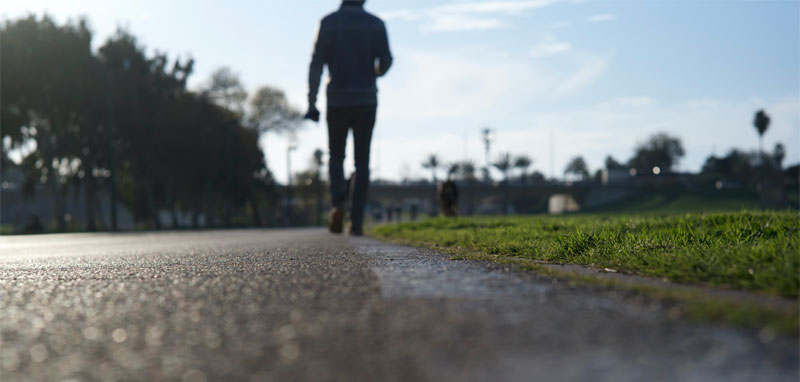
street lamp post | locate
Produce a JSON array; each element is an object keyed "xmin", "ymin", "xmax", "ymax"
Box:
[
  {"xmin": 285, "ymin": 133, "xmax": 298, "ymax": 226},
  {"xmin": 313, "ymin": 149, "xmax": 324, "ymax": 226},
  {"xmin": 482, "ymin": 128, "xmax": 494, "ymax": 182}
]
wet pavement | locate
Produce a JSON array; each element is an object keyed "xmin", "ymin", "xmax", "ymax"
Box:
[{"xmin": 0, "ymin": 229, "xmax": 797, "ymax": 381}]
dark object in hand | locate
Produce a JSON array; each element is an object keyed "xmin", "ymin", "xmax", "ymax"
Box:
[{"xmin": 304, "ymin": 107, "xmax": 320, "ymax": 122}]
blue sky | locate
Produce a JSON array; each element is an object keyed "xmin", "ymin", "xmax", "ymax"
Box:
[{"xmin": 3, "ymin": 0, "xmax": 798, "ymax": 183}]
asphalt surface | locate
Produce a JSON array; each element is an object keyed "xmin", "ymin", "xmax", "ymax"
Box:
[{"xmin": 0, "ymin": 229, "xmax": 797, "ymax": 382}]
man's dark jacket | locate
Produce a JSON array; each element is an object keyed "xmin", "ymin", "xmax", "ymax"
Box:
[{"xmin": 308, "ymin": 2, "xmax": 393, "ymax": 107}]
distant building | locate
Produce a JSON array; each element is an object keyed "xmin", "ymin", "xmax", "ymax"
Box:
[
  {"xmin": 633, "ymin": 172, "xmax": 693, "ymax": 188},
  {"xmin": 601, "ymin": 168, "xmax": 634, "ymax": 186}
]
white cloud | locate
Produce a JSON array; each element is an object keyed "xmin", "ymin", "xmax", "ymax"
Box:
[
  {"xmin": 378, "ymin": 49, "xmax": 555, "ymax": 120},
  {"xmin": 596, "ymin": 97, "xmax": 656, "ymax": 110},
  {"xmin": 349, "ymin": 45, "xmax": 628, "ymax": 180},
  {"xmin": 529, "ymin": 40, "xmax": 572, "ymax": 57},
  {"xmin": 377, "ymin": 45, "xmax": 617, "ymax": 121},
  {"xmin": 685, "ymin": 99, "xmax": 722, "ymax": 109},
  {"xmin": 381, "ymin": 0, "xmax": 562, "ymax": 32},
  {"xmin": 553, "ymin": 51, "xmax": 614, "ymax": 97},
  {"xmin": 431, "ymin": 0, "xmax": 558, "ymax": 15},
  {"xmin": 425, "ymin": 14, "xmax": 505, "ymax": 32},
  {"xmin": 379, "ymin": 10, "xmax": 423, "ymax": 22},
  {"xmin": 546, "ymin": 20, "xmax": 572, "ymax": 29},
  {"xmin": 588, "ymin": 13, "xmax": 617, "ymax": 22}
]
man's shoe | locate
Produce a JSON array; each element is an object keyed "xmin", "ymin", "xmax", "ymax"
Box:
[
  {"xmin": 348, "ymin": 223, "xmax": 363, "ymax": 236},
  {"xmin": 329, "ymin": 208, "xmax": 344, "ymax": 234}
]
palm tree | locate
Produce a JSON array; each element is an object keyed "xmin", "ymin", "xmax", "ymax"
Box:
[
  {"xmin": 753, "ymin": 109, "xmax": 771, "ymax": 161},
  {"xmin": 421, "ymin": 154, "xmax": 441, "ymax": 184},
  {"xmin": 446, "ymin": 162, "xmax": 461, "ymax": 181},
  {"xmin": 493, "ymin": 153, "xmax": 512, "ymax": 214},
  {"xmin": 773, "ymin": 142, "xmax": 786, "ymax": 169},
  {"xmin": 492, "ymin": 153, "xmax": 512, "ymax": 179},
  {"xmin": 460, "ymin": 160, "xmax": 477, "ymax": 181},
  {"xmin": 492, "ymin": 153, "xmax": 512, "ymax": 181},
  {"xmin": 421, "ymin": 154, "xmax": 441, "ymax": 216},
  {"xmin": 513, "ymin": 155, "xmax": 533, "ymax": 185}
]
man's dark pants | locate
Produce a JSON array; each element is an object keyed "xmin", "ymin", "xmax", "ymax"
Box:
[{"xmin": 327, "ymin": 104, "xmax": 377, "ymax": 230}]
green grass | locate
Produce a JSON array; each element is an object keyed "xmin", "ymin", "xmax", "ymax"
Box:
[
  {"xmin": 0, "ymin": 225, "xmax": 15, "ymax": 235},
  {"xmin": 586, "ymin": 189, "xmax": 763, "ymax": 214},
  {"xmin": 371, "ymin": 210, "xmax": 800, "ymax": 333},
  {"xmin": 372, "ymin": 211, "xmax": 799, "ymax": 298}
]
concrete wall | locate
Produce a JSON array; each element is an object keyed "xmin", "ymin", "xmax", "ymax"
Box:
[
  {"xmin": 548, "ymin": 194, "xmax": 581, "ymax": 214},
  {"xmin": 1, "ymin": 167, "xmax": 134, "ymax": 233}
]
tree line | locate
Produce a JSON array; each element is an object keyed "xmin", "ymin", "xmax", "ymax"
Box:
[
  {"xmin": 1, "ymin": 15, "xmax": 302, "ymax": 232},
  {"xmin": 421, "ymin": 123, "xmax": 790, "ymax": 189}
]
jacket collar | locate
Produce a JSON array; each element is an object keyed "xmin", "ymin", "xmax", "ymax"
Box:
[{"xmin": 340, "ymin": 1, "xmax": 364, "ymax": 9}]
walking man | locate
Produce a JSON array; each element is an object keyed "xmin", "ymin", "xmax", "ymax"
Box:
[{"xmin": 306, "ymin": 0, "xmax": 392, "ymax": 235}]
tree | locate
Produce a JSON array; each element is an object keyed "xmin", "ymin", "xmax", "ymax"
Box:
[
  {"xmin": 604, "ymin": 155, "xmax": 625, "ymax": 170},
  {"xmin": 1, "ymin": 14, "xmax": 281, "ymax": 232},
  {"xmin": 313, "ymin": 149, "xmax": 325, "ymax": 173},
  {"xmin": 421, "ymin": 154, "xmax": 441, "ymax": 184},
  {"xmin": 492, "ymin": 153, "xmax": 512, "ymax": 180},
  {"xmin": 460, "ymin": 160, "xmax": 477, "ymax": 181},
  {"xmin": 753, "ymin": 109, "xmax": 770, "ymax": 157},
  {"xmin": 205, "ymin": 67, "xmax": 248, "ymax": 115},
  {"xmin": 201, "ymin": 68, "xmax": 252, "ymax": 227},
  {"xmin": 421, "ymin": 154, "xmax": 441, "ymax": 216},
  {"xmin": 701, "ymin": 149, "xmax": 758, "ymax": 187},
  {"xmin": 247, "ymin": 85, "xmax": 303, "ymax": 172},
  {"xmin": 628, "ymin": 132, "xmax": 685, "ymax": 174},
  {"xmin": 493, "ymin": 153, "xmax": 512, "ymax": 214},
  {"xmin": 446, "ymin": 162, "xmax": 460, "ymax": 181},
  {"xmin": 1, "ymin": 15, "xmax": 98, "ymax": 231},
  {"xmin": 98, "ymin": 30, "xmax": 194, "ymax": 228},
  {"xmin": 513, "ymin": 155, "xmax": 532, "ymax": 184},
  {"xmin": 773, "ymin": 143, "xmax": 786, "ymax": 169},
  {"xmin": 248, "ymin": 86, "xmax": 302, "ymax": 135},
  {"xmin": 564, "ymin": 156, "xmax": 590, "ymax": 181}
]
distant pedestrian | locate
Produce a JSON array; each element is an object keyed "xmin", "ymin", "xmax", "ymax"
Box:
[
  {"xmin": 438, "ymin": 180, "xmax": 459, "ymax": 217},
  {"xmin": 306, "ymin": 0, "xmax": 393, "ymax": 236}
]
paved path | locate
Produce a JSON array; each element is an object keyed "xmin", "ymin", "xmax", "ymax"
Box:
[{"xmin": 1, "ymin": 229, "xmax": 796, "ymax": 381}]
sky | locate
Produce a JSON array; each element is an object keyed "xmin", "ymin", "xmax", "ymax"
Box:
[{"xmin": 3, "ymin": 0, "xmax": 799, "ymax": 183}]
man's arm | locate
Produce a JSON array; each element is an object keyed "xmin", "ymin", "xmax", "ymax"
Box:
[
  {"xmin": 374, "ymin": 22, "xmax": 392, "ymax": 77},
  {"xmin": 307, "ymin": 21, "xmax": 328, "ymax": 120}
]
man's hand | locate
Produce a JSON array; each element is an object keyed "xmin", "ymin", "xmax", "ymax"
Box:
[{"xmin": 304, "ymin": 105, "xmax": 320, "ymax": 122}]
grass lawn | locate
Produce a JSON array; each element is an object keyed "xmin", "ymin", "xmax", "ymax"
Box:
[
  {"xmin": 371, "ymin": 211, "xmax": 799, "ymax": 332},
  {"xmin": 585, "ymin": 189, "xmax": 764, "ymax": 214}
]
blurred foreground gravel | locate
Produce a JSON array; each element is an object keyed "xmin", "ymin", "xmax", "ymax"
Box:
[{"xmin": 0, "ymin": 229, "xmax": 797, "ymax": 381}]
